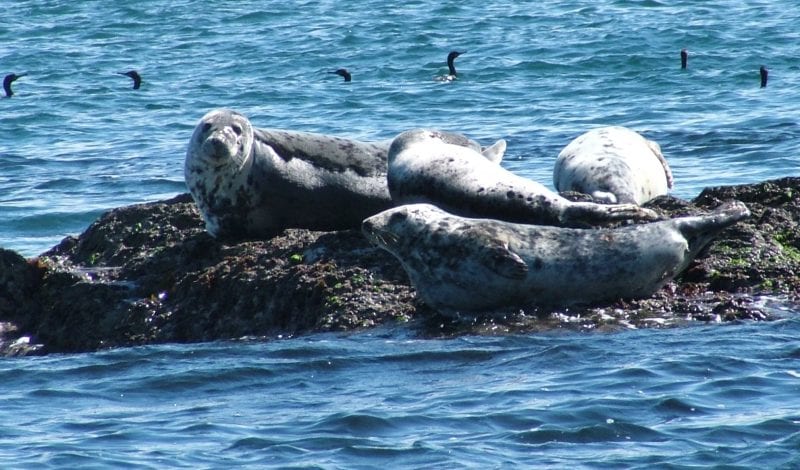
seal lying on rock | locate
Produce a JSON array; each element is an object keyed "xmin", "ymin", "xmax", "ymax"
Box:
[
  {"xmin": 185, "ymin": 109, "xmax": 506, "ymax": 239},
  {"xmin": 362, "ymin": 201, "xmax": 750, "ymax": 314},
  {"xmin": 387, "ymin": 128, "xmax": 658, "ymax": 227},
  {"xmin": 553, "ymin": 126, "xmax": 674, "ymax": 205}
]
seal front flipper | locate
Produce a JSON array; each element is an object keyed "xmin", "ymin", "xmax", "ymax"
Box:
[{"xmin": 471, "ymin": 236, "xmax": 528, "ymax": 279}]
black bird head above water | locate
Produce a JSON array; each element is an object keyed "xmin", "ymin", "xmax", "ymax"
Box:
[
  {"xmin": 3, "ymin": 73, "xmax": 26, "ymax": 97},
  {"xmin": 119, "ymin": 70, "xmax": 142, "ymax": 89},
  {"xmin": 760, "ymin": 65, "xmax": 768, "ymax": 88},
  {"xmin": 329, "ymin": 68, "xmax": 352, "ymax": 82},
  {"xmin": 446, "ymin": 50, "xmax": 465, "ymax": 76},
  {"xmin": 680, "ymin": 49, "xmax": 688, "ymax": 69}
]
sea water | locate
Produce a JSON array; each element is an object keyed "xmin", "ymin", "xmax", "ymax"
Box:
[{"xmin": 1, "ymin": 1, "xmax": 799, "ymax": 467}]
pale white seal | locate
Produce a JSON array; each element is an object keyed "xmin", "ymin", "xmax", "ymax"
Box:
[
  {"xmin": 185, "ymin": 109, "xmax": 506, "ymax": 238},
  {"xmin": 553, "ymin": 126, "xmax": 674, "ymax": 204},
  {"xmin": 387, "ymin": 129, "xmax": 658, "ymax": 227},
  {"xmin": 362, "ymin": 201, "xmax": 750, "ymax": 313}
]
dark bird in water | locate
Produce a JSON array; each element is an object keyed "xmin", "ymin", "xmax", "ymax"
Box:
[
  {"xmin": 329, "ymin": 68, "xmax": 351, "ymax": 82},
  {"xmin": 680, "ymin": 49, "xmax": 688, "ymax": 69},
  {"xmin": 119, "ymin": 70, "xmax": 142, "ymax": 89},
  {"xmin": 3, "ymin": 73, "xmax": 26, "ymax": 97},
  {"xmin": 760, "ymin": 65, "xmax": 768, "ymax": 88},
  {"xmin": 437, "ymin": 50, "xmax": 465, "ymax": 82}
]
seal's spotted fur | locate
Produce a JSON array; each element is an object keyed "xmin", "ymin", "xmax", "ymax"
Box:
[
  {"xmin": 363, "ymin": 202, "xmax": 750, "ymax": 314},
  {"xmin": 554, "ymin": 126, "xmax": 673, "ymax": 205}
]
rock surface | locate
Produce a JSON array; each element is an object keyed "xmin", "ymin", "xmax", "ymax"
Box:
[{"xmin": 2, "ymin": 177, "xmax": 799, "ymax": 356}]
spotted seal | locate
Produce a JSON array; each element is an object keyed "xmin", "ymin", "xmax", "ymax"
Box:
[
  {"xmin": 362, "ymin": 201, "xmax": 750, "ymax": 313},
  {"xmin": 185, "ymin": 109, "xmax": 507, "ymax": 238},
  {"xmin": 387, "ymin": 128, "xmax": 658, "ymax": 227},
  {"xmin": 553, "ymin": 126, "xmax": 674, "ymax": 205}
]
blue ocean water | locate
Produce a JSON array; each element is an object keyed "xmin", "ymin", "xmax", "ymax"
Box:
[{"xmin": 1, "ymin": 0, "xmax": 799, "ymax": 467}]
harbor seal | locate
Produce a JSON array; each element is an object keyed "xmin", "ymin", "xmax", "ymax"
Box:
[
  {"xmin": 362, "ymin": 201, "xmax": 751, "ymax": 313},
  {"xmin": 387, "ymin": 128, "xmax": 657, "ymax": 227},
  {"xmin": 553, "ymin": 126, "xmax": 674, "ymax": 205},
  {"xmin": 185, "ymin": 109, "xmax": 507, "ymax": 239}
]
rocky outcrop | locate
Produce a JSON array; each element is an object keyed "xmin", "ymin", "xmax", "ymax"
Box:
[{"xmin": 2, "ymin": 178, "xmax": 799, "ymax": 356}]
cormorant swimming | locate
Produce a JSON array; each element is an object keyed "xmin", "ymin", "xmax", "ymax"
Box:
[
  {"xmin": 119, "ymin": 70, "xmax": 142, "ymax": 89},
  {"xmin": 3, "ymin": 73, "xmax": 26, "ymax": 97},
  {"xmin": 329, "ymin": 69, "xmax": 352, "ymax": 82},
  {"xmin": 436, "ymin": 50, "xmax": 465, "ymax": 82},
  {"xmin": 680, "ymin": 49, "xmax": 688, "ymax": 69},
  {"xmin": 760, "ymin": 65, "xmax": 768, "ymax": 88}
]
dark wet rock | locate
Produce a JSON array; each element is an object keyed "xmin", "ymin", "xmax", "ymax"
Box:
[{"xmin": 2, "ymin": 178, "xmax": 800, "ymax": 355}]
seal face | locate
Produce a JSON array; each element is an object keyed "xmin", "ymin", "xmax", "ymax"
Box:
[
  {"xmin": 185, "ymin": 109, "xmax": 508, "ymax": 239},
  {"xmin": 362, "ymin": 202, "xmax": 750, "ymax": 314},
  {"xmin": 387, "ymin": 129, "xmax": 658, "ymax": 228},
  {"xmin": 553, "ymin": 126, "xmax": 674, "ymax": 205}
]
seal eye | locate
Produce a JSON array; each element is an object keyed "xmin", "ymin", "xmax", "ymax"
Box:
[
  {"xmin": 232, "ymin": 125, "xmax": 242, "ymax": 136},
  {"xmin": 201, "ymin": 123, "xmax": 212, "ymax": 135}
]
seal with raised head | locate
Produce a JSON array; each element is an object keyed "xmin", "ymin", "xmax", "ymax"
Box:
[
  {"xmin": 185, "ymin": 109, "xmax": 507, "ymax": 239},
  {"xmin": 362, "ymin": 201, "xmax": 750, "ymax": 314},
  {"xmin": 387, "ymin": 128, "xmax": 657, "ymax": 227},
  {"xmin": 553, "ymin": 126, "xmax": 674, "ymax": 205}
]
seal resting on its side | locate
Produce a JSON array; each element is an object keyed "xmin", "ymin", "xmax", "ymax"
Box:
[
  {"xmin": 185, "ymin": 109, "xmax": 506, "ymax": 239},
  {"xmin": 553, "ymin": 126, "xmax": 674, "ymax": 205},
  {"xmin": 363, "ymin": 201, "xmax": 750, "ymax": 314},
  {"xmin": 362, "ymin": 201, "xmax": 750, "ymax": 313},
  {"xmin": 387, "ymin": 129, "xmax": 658, "ymax": 227}
]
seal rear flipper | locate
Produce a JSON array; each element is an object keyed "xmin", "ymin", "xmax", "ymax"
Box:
[
  {"xmin": 480, "ymin": 139, "xmax": 507, "ymax": 164},
  {"xmin": 677, "ymin": 200, "xmax": 751, "ymax": 240}
]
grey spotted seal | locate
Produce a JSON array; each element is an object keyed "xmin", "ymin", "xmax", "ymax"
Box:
[
  {"xmin": 362, "ymin": 201, "xmax": 750, "ymax": 313},
  {"xmin": 185, "ymin": 109, "xmax": 507, "ymax": 238},
  {"xmin": 553, "ymin": 126, "xmax": 674, "ymax": 205},
  {"xmin": 387, "ymin": 128, "xmax": 657, "ymax": 227}
]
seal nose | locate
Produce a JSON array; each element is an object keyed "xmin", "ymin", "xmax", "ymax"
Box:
[{"xmin": 204, "ymin": 135, "xmax": 233, "ymax": 159}]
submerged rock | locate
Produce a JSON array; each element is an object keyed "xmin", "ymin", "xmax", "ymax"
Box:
[{"xmin": 2, "ymin": 178, "xmax": 800, "ymax": 355}]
